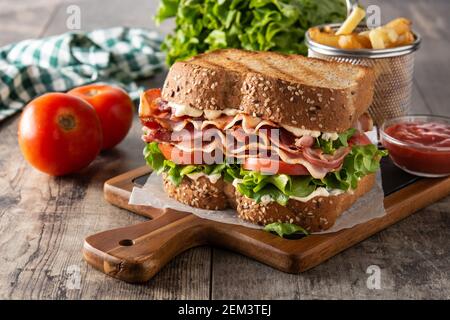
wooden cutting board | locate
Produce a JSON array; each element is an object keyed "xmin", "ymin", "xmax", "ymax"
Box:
[{"xmin": 83, "ymin": 160, "xmax": 450, "ymax": 283}]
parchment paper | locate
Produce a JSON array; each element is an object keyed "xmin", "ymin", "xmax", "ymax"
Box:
[{"xmin": 129, "ymin": 170, "xmax": 386, "ymax": 234}]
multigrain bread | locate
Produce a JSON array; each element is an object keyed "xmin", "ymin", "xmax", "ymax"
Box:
[
  {"xmin": 162, "ymin": 49, "xmax": 375, "ymax": 133},
  {"xmin": 162, "ymin": 173, "xmax": 230, "ymax": 210},
  {"xmin": 162, "ymin": 173, "xmax": 375, "ymax": 232},
  {"xmin": 235, "ymin": 173, "xmax": 375, "ymax": 232}
]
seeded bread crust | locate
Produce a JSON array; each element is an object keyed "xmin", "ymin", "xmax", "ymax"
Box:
[
  {"xmin": 162, "ymin": 49, "xmax": 375, "ymax": 133},
  {"xmin": 162, "ymin": 172, "xmax": 375, "ymax": 232},
  {"xmin": 162, "ymin": 174, "xmax": 231, "ymax": 210},
  {"xmin": 235, "ymin": 173, "xmax": 375, "ymax": 232}
]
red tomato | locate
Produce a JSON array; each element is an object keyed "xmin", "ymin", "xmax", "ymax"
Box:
[
  {"xmin": 18, "ymin": 93, "xmax": 102, "ymax": 176},
  {"xmin": 243, "ymin": 157, "xmax": 309, "ymax": 175},
  {"xmin": 69, "ymin": 84, "xmax": 134, "ymax": 150},
  {"xmin": 349, "ymin": 132, "xmax": 372, "ymax": 146},
  {"xmin": 158, "ymin": 143, "xmax": 207, "ymax": 165}
]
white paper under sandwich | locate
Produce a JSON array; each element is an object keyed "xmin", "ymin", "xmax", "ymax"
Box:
[{"xmin": 129, "ymin": 171, "xmax": 386, "ymax": 234}]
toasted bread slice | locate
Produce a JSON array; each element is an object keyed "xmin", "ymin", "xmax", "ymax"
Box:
[{"xmin": 162, "ymin": 49, "xmax": 375, "ymax": 133}]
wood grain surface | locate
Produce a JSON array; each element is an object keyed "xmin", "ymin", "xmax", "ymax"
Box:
[
  {"xmin": 83, "ymin": 168, "xmax": 450, "ymax": 283},
  {"xmin": 0, "ymin": 0, "xmax": 449, "ymax": 299}
]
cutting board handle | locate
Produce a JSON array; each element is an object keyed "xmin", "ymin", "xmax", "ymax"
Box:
[{"xmin": 83, "ymin": 210, "xmax": 210, "ymax": 283}]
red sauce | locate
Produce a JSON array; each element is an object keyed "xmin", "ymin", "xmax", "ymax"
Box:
[{"xmin": 382, "ymin": 122, "xmax": 450, "ymax": 176}]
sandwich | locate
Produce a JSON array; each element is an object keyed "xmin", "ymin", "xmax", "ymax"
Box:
[{"xmin": 139, "ymin": 49, "xmax": 386, "ymax": 232}]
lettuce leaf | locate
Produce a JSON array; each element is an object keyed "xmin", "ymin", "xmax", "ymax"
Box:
[
  {"xmin": 143, "ymin": 142, "xmax": 230, "ymax": 186},
  {"xmin": 232, "ymin": 144, "xmax": 387, "ymax": 205},
  {"xmin": 143, "ymin": 142, "xmax": 166, "ymax": 173},
  {"xmin": 315, "ymin": 128, "xmax": 356, "ymax": 154},
  {"xmin": 264, "ymin": 222, "xmax": 309, "ymax": 238},
  {"xmin": 155, "ymin": 0, "xmax": 347, "ymax": 65}
]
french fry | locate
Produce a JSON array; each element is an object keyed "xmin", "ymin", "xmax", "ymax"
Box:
[
  {"xmin": 384, "ymin": 27, "xmax": 399, "ymax": 44},
  {"xmin": 385, "ymin": 17, "xmax": 412, "ymax": 35},
  {"xmin": 355, "ymin": 33, "xmax": 372, "ymax": 48},
  {"xmin": 309, "ymin": 28, "xmax": 340, "ymax": 47},
  {"xmin": 395, "ymin": 31, "xmax": 415, "ymax": 46},
  {"xmin": 338, "ymin": 35, "xmax": 364, "ymax": 49},
  {"xmin": 309, "ymin": 16, "xmax": 414, "ymax": 50},
  {"xmin": 336, "ymin": 6, "xmax": 366, "ymax": 35},
  {"xmin": 323, "ymin": 25, "xmax": 334, "ymax": 34},
  {"xmin": 369, "ymin": 28, "xmax": 388, "ymax": 49},
  {"xmin": 358, "ymin": 30, "xmax": 370, "ymax": 38}
]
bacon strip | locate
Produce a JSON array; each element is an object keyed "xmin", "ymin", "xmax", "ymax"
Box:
[{"xmin": 355, "ymin": 112, "xmax": 373, "ymax": 132}]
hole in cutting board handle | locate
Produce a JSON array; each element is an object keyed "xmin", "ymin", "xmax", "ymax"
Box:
[{"xmin": 119, "ymin": 239, "xmax": 134, "ymax": 246}]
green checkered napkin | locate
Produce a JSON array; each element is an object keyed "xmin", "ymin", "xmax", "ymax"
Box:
[{"xmin": 0, "ymin": 27, "xmax": 165, "ymax": 121}]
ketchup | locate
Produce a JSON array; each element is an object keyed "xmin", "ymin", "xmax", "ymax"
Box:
[{"xmin": 382, "ymin": 121, "xmax": 450, "ymax": 176}]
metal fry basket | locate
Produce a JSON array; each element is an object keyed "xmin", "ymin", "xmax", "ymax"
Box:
[{"xmin": 305, "ymin": 24, "xmax": 421, "ymax": 126}]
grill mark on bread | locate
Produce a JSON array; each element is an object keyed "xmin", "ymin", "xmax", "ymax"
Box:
[
  {"xmin": 228, "ymin": 51, "xmax": 299, "ymax": 84},
  {"xmin": 194, "ymin": 55, "xmax": 260, "ymax": 75},
  {"xmin": 260, "ymin": 59, "xmax": 303, "ymax": 83},
  {"xmin": 265, "ymin": 55, "xmax": 313, "ymax": 83},
  {"xmin": 288, "ymin": 57, "xmax": 324, "ymax": 85}
]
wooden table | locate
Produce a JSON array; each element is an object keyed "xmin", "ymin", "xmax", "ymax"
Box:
[{"xmin": 0, "ymin": 0, "xmax": 448, "ymax": 299}]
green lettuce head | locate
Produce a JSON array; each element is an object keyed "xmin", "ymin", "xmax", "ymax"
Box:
[{"xmin": 155, "ymin": 0, "xmax": 347, "ymax": 65}]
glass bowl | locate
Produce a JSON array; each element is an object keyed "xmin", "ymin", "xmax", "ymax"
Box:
[{"xmin": 380, "ymin": 115, "xmax": 450, "ymax": 178}]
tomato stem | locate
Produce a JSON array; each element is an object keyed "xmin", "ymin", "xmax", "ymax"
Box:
[{"xmin": 58, "ymin": 114, "xmax": 76, "ymax": 131}]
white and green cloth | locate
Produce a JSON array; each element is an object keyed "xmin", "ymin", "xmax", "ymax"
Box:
[{"xmin": 0, "ymin": 27, "xmax": 165, "ymax": 121}]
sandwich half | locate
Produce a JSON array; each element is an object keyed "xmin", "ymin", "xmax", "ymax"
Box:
[{"xmin": 139, "ymin": 49, "xmax": 386, "ymax": 232}]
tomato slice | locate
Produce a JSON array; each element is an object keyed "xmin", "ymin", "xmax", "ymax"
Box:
[
  {"xmin": 349, "ymin": 132, "xmax": 372, "ymax": 146},
  {"xmin": 158, "ymin": 143, "xmax": 204, "ymax": 165},
  {"xmin": 243, "ymin": 157, "xmax": 309, "ymax": 175}
]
